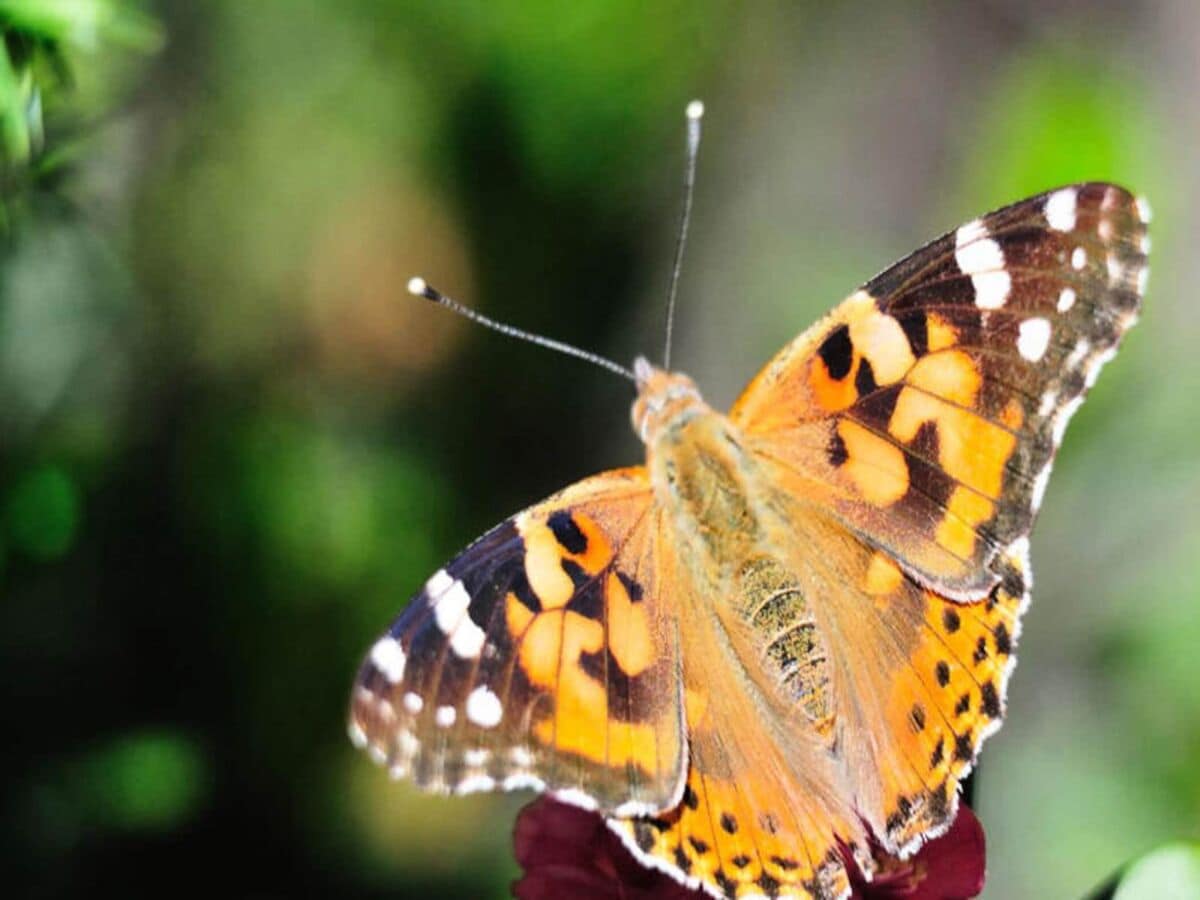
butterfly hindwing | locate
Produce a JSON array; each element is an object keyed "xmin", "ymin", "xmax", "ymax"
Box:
[
  {"xmin": 732, "ymin": 183, "xmax": 1148, "ymax": 598},
  {"xmin": 349, "ymin": 467, "xmax": 687, "ymax": 816},
  {"xmin": 785, "ymin": 509, "xmax": 1029, "ymax": 858}
]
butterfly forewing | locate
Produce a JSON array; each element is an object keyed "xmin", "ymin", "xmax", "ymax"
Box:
[
  {"xmin": 732, "ymin": 183, "xmax": 1147, "ymax": 599},
  {"xmin": 349, "ymin": 467, "xmax": 687, "ymax": 816}
]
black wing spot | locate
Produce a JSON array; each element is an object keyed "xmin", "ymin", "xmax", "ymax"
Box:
[
  {"xmin": 827, "ymin": 429, "xmax": 849, "ymax": 468},
  {"xmin": 886, "ymin": 810, "xmax": 903, "ymax": 833},
  {"xmin": 980, "ymin": 680, "xmax": 1001, "ymax": 717},
  {"xmin": 885, "ymin": 796, "xmax": 912, "ymax": 835},
  {"xmin": 509, "ymin": 568, "xmax": 541, "ymax": 615},
  {"xmin": 771, "ymin": 855, "xmax": 800, "ymax": 871},
  {"xmin": 942, "ymin": 608, "xmax": 961, "ymax": 633},
  {"xmin": 758, "ymin": 872, "xmax": 781, "ymax": 895},
  {"xmin": 674, "ymin": 845, "xmax": 693, "ymax": 873},
  {"xmin": 560, "ymin": 557, "xmax": 591, "ymax": 589},
  {"xmin": 954, "ymin": 732, "xmax": 973, "ymax": 762},
  {"xmin": 927, "ymin": 781, "xmax": 950, "ymax": 820},
  {"xmin": 935, "ymin": 660, "xmax": 951, "ymax": 687},
  {"xmin": 719, "ymin": 812, "xmax": 739, "ymax": 834},
  {"xmin": 995, "ymin": 623, "xmax": 1012, "ymax": 655},
  {"xmin": 900, "ymin": 310, "xmax": 929, "ymax": 357},
  {"xmin": 564, "ymin": 566, "xmax": 602, "ymax": 619},
  {"xmin": 616, "ymin": 570, "xmax": 644, "ymax": 603},
  {"xmin": 731, "ymin": 854, "xmax": 751, "ymax": 868},
  {"xmin": 548, "ymin": 510, "xmax": 588, "ymax": 554},
  {"xmin": 683, "ymin": 784, "xmax": 700, "ymax": 810},
  {"xmin": 635, "ymin": 821, "xmax": 656, "ymax": 852},
  {"xmin": 910, "ymin": 420, "xmax": 940, "ymax": 459},
  {"xmin": 854, "ymin": 357, "xmax": 877, "ymax": 397},
  {"xmin": 689, "ymin": 836, "xmax": 710, "ymax": 854},
  {"xmin": 910, "ymin": 703, "xmax": 926, "ymax": 732},
  {"xmin": 818, "ymin": 325, "xmax": 854, "ymax": 380},
  {"xmin": 973, "ymin": 635, "xmax": 988, "ymax": 664},
  {"xmin": 955, "ymin": 693, "xmax": 971, "ymax": 716},
  {"xmin": 930, "ymin": 736, "xmax": 945, "ymax": 769}
]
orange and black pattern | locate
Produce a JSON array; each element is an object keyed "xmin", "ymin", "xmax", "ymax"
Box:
[
  {"xmin": 349, "ymin": 184, "xmax": 1148, "ymax": 899},
  {"xmin": 350, "ymin": 468, "xmax": 689, "ymax": 817}
]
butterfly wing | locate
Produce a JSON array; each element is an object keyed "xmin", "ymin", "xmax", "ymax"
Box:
[
  {"xmin": 790, "ymin": 507, "xmax": 1029, "ymax": 858},
  {"xmin": 349, "ymin": 467, "xmax": 687, "ymax": 816},
  {"xmin": 731, "ymin": 183, "xmax": 1148, "ymax": 598},
  {"xmin": 608, "ymin": 550, "xmax": 872, "ymax": 900}
]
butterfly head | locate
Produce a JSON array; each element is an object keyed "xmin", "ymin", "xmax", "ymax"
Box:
[{"xmin": 631, "ymin": 356, "xmax": 704, "ymax": 444}]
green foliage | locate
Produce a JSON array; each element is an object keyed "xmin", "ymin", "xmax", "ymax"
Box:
[{"xmin": 0, "ymin": 0, "xmax": 161, "ymax": 224}]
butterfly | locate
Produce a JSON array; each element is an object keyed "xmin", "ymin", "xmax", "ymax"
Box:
[{"xmin": 348, "ymin": 182, "xmax": 1148, "ymax": 899}]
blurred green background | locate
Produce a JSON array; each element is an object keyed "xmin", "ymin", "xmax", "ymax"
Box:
[{"xmin": 1, "ymin": 1, "xmax": 1196, "ymax": 898}]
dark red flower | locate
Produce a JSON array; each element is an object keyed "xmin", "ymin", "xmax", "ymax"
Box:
[
  {"xmin": 512, "ymin": 795, "xmax": 704, "ymax": 900},
  {"xmin": 512, "ymin": 796, "xmax": 985, "ymax": 900},
  {"xmin": 842, "ymin": 804, "xmax": 986, "ymax": 900}
]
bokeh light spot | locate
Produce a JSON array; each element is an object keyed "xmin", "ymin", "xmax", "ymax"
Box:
[
  {"xmin": 5, "ymin": 464, "xmax": 80, "ymax": 561},
  {"xmin": 80, "ymin": 730, "xmax": 208, "ymax": 832}
]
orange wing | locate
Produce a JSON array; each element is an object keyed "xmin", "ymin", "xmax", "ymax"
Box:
[
  {"xmin": 610, "ymin": 546, "xmax": 872, "ymax": 900},
  {"xmin": 731, "ymin": 183, "xmax": 1147, "ymax": 599},
  {"xmin": 349, "ymin": 467, "xmax": 687, "ymax": 817}
]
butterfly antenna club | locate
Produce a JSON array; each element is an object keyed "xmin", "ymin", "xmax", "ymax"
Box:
[
  {"xmin": 406, "ymin": 277, "xmax": 636, "ymax": 381},
  {"xmin": 662, "ymin": 99, "xmax": 704, "ymax": 371}
]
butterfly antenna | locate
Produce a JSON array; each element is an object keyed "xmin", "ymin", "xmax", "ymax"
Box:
[
  {"xmin": 406, "ymin": 277, "xmax": 636, "ymax": 381},
  {"xmin": 662, "ymin": 99, "xmax": 704, "ymax": 371}
]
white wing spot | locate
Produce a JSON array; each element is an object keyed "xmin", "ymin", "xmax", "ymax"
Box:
[
  {"xmin": 1057, "ymin": 287, "xmax": 1076, "ymax": 312},
  {"xmin": 1137, "ymin": 265, "xmax": 1150, "ymax": 295},
  {"xmin": 1017, "ymin": 318, "xmax": 1052, "ymax": 362},
  {"xmin": 435, "ymin": 705, "xmax": 457, "ymax": 728},
  {"xmin": 1066, "ymin": 339, "xmax": 1091, "ymax": 370},
  {"xmin": 1071, "ymin": 247, "xmax": 1087, "ymax": 270},
  {"xmin": 464, "ymin": 748, "xmax": 490, "ymax": 767},
  {"xmin": 449, "ymin": 618, "xmax": 486, "ymax": 658},
  {"xmin": 956, "ymin": 218, "xmax": 988, "ymax": 244},
  {"xmin": 1038, "ymin": 390, "xmax": 1058, "ymax": 418},
  {"xmin": 398, "ymin": 729, "xmax": 420, "ymax": 758},
  {"xmin": 456, "ymin": 774, "xmax": 497, "ymax": 794},
  {"xmin": 430, "ymin": 572, "xmax": 485, "ymax": 659},
  {"xmin": 1136, "ymin": 195, "xmax": 1153, "ymax": 222},
  {"xmin": 1106, "ymin": 253, "xmax": 1124, "ymax": 284},
  {"xmin": 466, "ymin": 686, "xmax": 503, "ymax": 728},
  {"xmin": 370, "ymin": 637, "xmax": 406, "ymax": 684},
  {"xmin": 955, "ymin": 221, "xmax": 1011, "ymax": 309},
  {"xmin": 403, "ymin": 692, "xmax": 424, "ymax": 714},
  {"xmin": 348, "ymin": 721, "xmax": 368, "ymax": 749},
  {"xmin": 1045, "ymin": 188, "xmax": 1077, "ymax": 231}
]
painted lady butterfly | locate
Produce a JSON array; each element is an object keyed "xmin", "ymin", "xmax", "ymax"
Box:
[{"xmin": 348, "ymin": 178, "xmax": 1148, "ymax": 898}]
